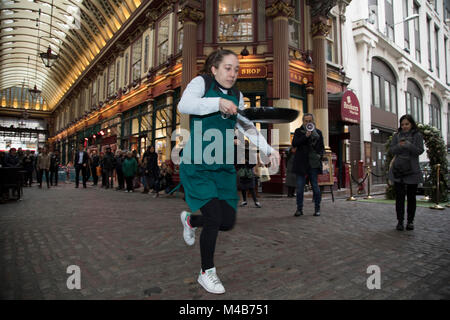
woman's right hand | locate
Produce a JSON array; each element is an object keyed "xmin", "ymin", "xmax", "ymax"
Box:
[{"xmin": 219, "ymin": 98, "xmax": 237, "ymax": 116}]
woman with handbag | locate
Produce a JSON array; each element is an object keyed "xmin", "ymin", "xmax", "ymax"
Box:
[
  {"xmin": 236, "ymin": 145, "xmax": 261, "ymax": 208},
  {"xmin": 177, "ymin": 49, "xmax": 280, "ymax": 294},
  {"xmin": 388, "ymin": 114, "xmax": 424, "ymax": 231},
  {"xmin": 286, "ymin": 147, "xmax": 297, "ymax": 197}
]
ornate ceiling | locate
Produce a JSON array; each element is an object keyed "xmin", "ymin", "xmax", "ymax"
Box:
[{"xmin": 0, "ymin": 0, "xmax": 142, "ymax": 112}]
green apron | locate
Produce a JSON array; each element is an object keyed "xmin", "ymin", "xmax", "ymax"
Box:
[{"xmin": 179, "ymin": 83, "xmax": 239, "ymax": 213}]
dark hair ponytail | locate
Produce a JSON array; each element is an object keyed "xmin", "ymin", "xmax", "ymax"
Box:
[{"xmin": 200, "ymin": 49, "xmax": 238, "ymax": 76}]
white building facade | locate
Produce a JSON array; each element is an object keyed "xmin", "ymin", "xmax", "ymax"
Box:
[{"xmin": 342, "ymin": 0, "xmax": 450, "ymax": 183}]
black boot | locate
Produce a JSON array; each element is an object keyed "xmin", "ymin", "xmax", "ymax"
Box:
[
  {"xmin": 396, "ymin": 221, "xmax": 404, "ymax": 231},
  {"xmin": 294, "ymin": 209, "xmax": 303, "ymax": 217}
]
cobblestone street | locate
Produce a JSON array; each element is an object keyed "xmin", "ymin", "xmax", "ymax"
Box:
[{"xmin": 0, "ymin": 182, "xmax": 449, "ymax": 300}]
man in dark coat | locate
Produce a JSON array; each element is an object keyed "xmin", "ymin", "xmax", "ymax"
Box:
[
  {"xmin": 103, "ymin": 147, "xmax": 116, "ymax": 189},
  {"xmin": 90, "ymin": 150, "xmax": 100, "ymax": 186},
  {"xmin": 21, "ymin": 150, "xmax": 34, "ymax": 186},
  {"xmin": 74, "ymin": 145, "xmax": 89, "ymax": 188},
  {"xmin": 49, "ymin": 150, "xmax": 60, "ymax": 186},
  {"xmin": 292, "ymin": 113, "xmax": 325, "ymax": 217},
  {"xmin": 114, "ymin": 150, "xmax": 125, "ymax": 190},
  {"xmin": 143, "ymin": 146, "xmax": 159, "ymax": 192},
  {"xmin": 4, "ymin": 148, "xmax": 20, "ymax": 167}
]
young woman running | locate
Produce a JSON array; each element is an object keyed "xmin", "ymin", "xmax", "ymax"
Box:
[{"xmin": 177, "ymin": 49, "xmax": 280, "ymax": 294}]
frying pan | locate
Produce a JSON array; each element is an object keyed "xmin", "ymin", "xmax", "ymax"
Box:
[{"xmin": 226, "ymin": 107, "xmax": 299, "ymax": 123}]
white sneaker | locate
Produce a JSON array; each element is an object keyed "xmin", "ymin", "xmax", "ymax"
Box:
[
  {"xmin": 124, "ymin": 190, "xmax": 129, "ymax": 193},
  {"xmin": 240, "ymin": 201, "xmax": 247, "ymax": 207},
  {"xmin": 180, "ymin": 211, "xmax": 196, "ymax": 246},
  {"xmin": 197, "ymin": 267, "xmax": 225, "ymax": 294}
]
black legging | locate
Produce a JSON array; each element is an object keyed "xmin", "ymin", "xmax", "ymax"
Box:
[
  {"xmin": 394, "ymin": 182, "xmax": 418, "ymax": 223},
  {"xmin": 241, "ymin": 189, "xmax": 257, "ymax": 203},
  {"xmin": 189, "ymin": 198, "xmax": 236, "ymax": 272}
]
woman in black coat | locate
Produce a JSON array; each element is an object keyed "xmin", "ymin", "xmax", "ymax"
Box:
[
  {"xmin": 144, "ymin": 146, "xmax": 159, "ymax": 191},
  {"xmin": 388, "ymin": 114, "xmax": 424, "ymax": 231}
]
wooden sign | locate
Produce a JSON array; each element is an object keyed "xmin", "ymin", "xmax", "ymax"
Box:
[
  {"xmin": 289, "ymin": 70, "xmax": 308, "ymax": 85},
  {"xmin": 238, "ymin": 66, "xmax": 267, "ymax": 78},
  {"xmin": 318, "ymin": 152, "xmax": 334, "ymax": 186}
]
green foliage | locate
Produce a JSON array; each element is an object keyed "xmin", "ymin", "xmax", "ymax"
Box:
[{"xmin": 385, "ymin": 123, "xmax": 448, "ymax": 202}]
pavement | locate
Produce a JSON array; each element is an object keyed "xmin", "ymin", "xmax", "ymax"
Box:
[{"xmin": 0, "ymin": 181, "xmax": 449, "ymax": 300}]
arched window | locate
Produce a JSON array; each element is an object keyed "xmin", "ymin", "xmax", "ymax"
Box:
[
  {"xmin": 131, "ymin": 36, "xmax": 142, "ymax": 82},
  {"xmin": 107, "ymin": 63, "xmax": 115, "ymax": 97},
  {"xmin": 124, "ymin": 53, "xmax": 129, "ymax": 86},
  {"xmin": 157, "ymin": 15, "xmax": 170, "ymax": 66},
  {"xmin": 144, "ymin": 35, "xmax": 149, "ymax": 71},
  {"xmin": 116, "ymin": 61, "xmax": 120, "ymax": 91},
  {"xmin": 289, "ymin": 0, "xmax": 303, "ymax": 48},
  {"xmin": 429, "ymin": 93, "xmax": 441, "ymax": 129},
  {"xmin": 176, "ymin": 20, "xmax": 183, "ymax": 54},
  {"xmin": 405, "ymin": 79, "xmax": 423, "ymax": 123},
  {"xmin": 371, "ymin": 57, "xmax": 397, "ymax": 114}
]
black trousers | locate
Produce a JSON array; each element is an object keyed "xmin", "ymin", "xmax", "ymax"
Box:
[
  {"xmin": 50, "ymin": 169, "xmax": 58, "ymax": 186},
  {"xmin": 394, "ymin": 182, "xmax": 418, "ymax": 223},
  {"xmin": 105, "ymin": 169, "xmax": 114, "ymax": 188},
  {"xmin": 125, "ymin": 176, "xmax": 134, "ymax": 191},
  {"xmin": 116, "ymin": 170, "xmax": 124, "ymax": 189},
  {"xmin": 92, "ymin": 166, "xmax": 98, "ymax": 185},
  {"xmin": 24, "ymin": 170, "xmax": 33, "ymax": 186},
  {"xmin": 241, "ymin": 189, "xmax": 257, "ymax": 203},
  {"xmin": 39, "ymin": 169, "xmax": 50, "ymax": 187},
  {"xmin": 287, "ymin": 186, "xmax": 296, "ymax": 197},
  {"xmin": 75, "ymin": 164, "xmax": 87, "ymax": 187},
  {"xmin": 190, "ymin": 198, "xmax": 236, "ymax": 271}
]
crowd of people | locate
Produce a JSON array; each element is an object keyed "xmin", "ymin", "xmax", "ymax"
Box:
[
  {"xmin": 69, "ymin": 145, "xmax": 175, "ymax": 197},
  {"xmin": 0, "ymin": 145, "xmax": 176, "ymax": 200},
  {"xmin": 0, "ymin": 141, "xmax": 268, "ymax": 204}
]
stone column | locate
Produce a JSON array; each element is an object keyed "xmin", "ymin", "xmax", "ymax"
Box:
[
  {"xmin": 310, "ymin": 14, "xmax": 331, "ymax": 148},
  {"xmin": 179, "ymin": 3, "xmax": 204, "ymax": 131},
  {"xmin": 397, "ymin": 57, "xmax": 412, "ymax": 116},
  {"xmin": 266, "ymin": 1, "xmax": 294, "ymax": 149},
  {"xmin": 165, "ymin": 90, "xmax": 174, "ymax": 161},
  {"xmin": 307, "ymin": 0, "xmax": 339, "ymax": 149},
  {"xmin": 306, "ymin": 84, "xmax": 314, "ymax": 114},
  {"xmin": 423, "ymin": 77, "xmax": 435, "ymax": 125}
]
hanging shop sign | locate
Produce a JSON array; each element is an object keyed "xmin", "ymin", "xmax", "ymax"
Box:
[{"xmin": 341, "ymin": 90, "xmax": 360, "ymax": 124}]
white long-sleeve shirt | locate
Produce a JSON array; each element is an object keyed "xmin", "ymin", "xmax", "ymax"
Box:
[{"xmin": 177, "ymin": 76, "xmax": 275, "ymax": 156}]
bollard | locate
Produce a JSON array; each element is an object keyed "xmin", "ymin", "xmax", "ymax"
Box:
[
  {"xmin": 430, "ymin": 164, "xmax": 445, "ymax": 210},
  {"xmin": 421, "ymin": 167, "xmax": 430, "ymax": 201},
  {"xmin": 364, "ymin": 165, "xmax": 374, "ymax": 199},
  {"xmin": 357, "ymin": 160, "xmax": 365, "ymax": 194},
  {"xmin": 346, "ymin": 162, "xmax": 356, "ymax": 201}
]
